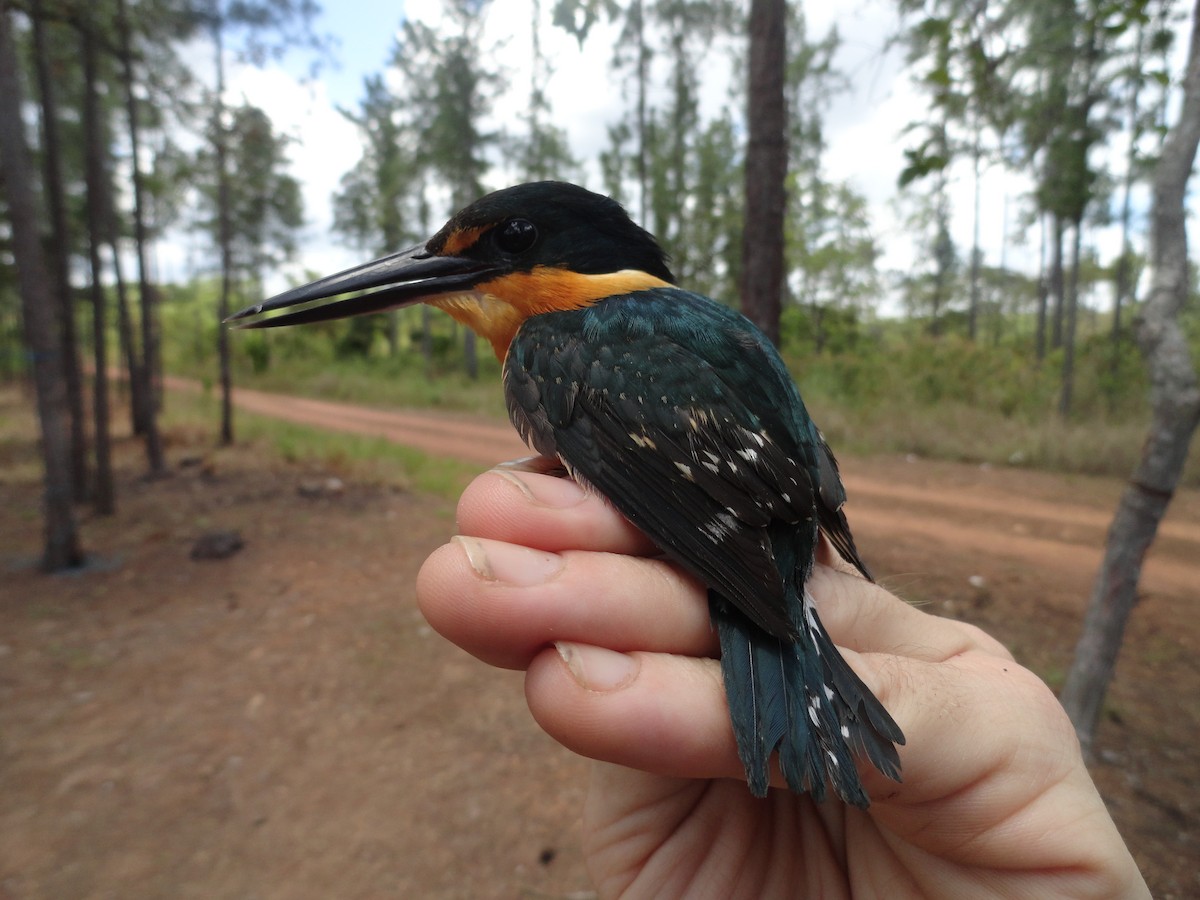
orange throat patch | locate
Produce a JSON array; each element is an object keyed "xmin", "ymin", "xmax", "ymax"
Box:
[{"xmin": 430, "ymin": 267, "xmax": 670, "ymax": 359}]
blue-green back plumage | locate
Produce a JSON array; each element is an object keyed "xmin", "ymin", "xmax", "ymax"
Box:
[{"xmin": 505, "ymin": 287, "xmax": 903, "ymax": 804}]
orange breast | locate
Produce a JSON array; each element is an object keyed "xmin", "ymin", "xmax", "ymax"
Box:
[{"xmin": 432, "ymin": 267, "xmax": 670, "ymax": 359}]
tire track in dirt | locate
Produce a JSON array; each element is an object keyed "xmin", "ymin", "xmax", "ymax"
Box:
[{"xmin": 175, "ymin": 377, "xmax": 1200, "ymax": 598}]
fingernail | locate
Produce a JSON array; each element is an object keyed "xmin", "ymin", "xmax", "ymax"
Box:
[
  {"xmin": 453, "ymin": 535, "xmax": 563, "ymax": 586},
  {"xmin": 494, "ymin": 470, "xmax": 587, "ymax": 507},
  {"xmin": 556, "ymin": 642, "xmax": 638, "ymax": 692}
]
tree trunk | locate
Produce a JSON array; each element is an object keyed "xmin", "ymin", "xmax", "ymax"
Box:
[
  {"xmin": 741, "ymin": 0, "xmax": 787, "ymax": 346},
  {"xmin": 1110, "ymin": 22, "xmax": 1143, "ymax": 412},
  {"xmin": 110, "ymin": 236, "xmax": 144, "ymax": 434},
  {"xmin": 1058, "ymin": 221, "xmax": 1083, "ymax": 419},
  {"xmin": 632, "ymin": 0, "xmax": 649, "ymax": 225},
  {"xmin": 211, "ymin": 8, "xmax": 235, "ymax": 445},
  {"xmin": 82, "ymin": 22, "xmax": 114, "ymax": 515},
  {"xmin": 1049, "ymin": 213, "xmax": 1065, "ymax": 350},
  {"xmin": 0, "ymin": 2, "xmax": 84, "ymax": 570},
  {"xmin": 386, "ymin": 311, "xmax": 399, "ymax": 357},
  {"xmin": 421, "ymin": 306, "xmax": 433, "ymax": 377},
  {"xmin": 463, "ymin": 328, "xmax": 478, "ymax": 380},
  {"xmin": 1035, "ymin": 214, "xmax": 1048, "ymax": 362},
  {"xmin": 968, "ymin": 127, "xmax": 982, "ymax": 342},
  {"xmin": 31, "ymin": 0, "xmax": 89, "ymax": 503},
  {"xmin": 116, "ymin": 0, "xmax": 166, "ymax": 473},
  {"xmin": 1060, "ymin": 0, "xmax": 1200, "ymax": 758}
]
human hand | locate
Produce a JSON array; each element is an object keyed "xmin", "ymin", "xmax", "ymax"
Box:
[{"xmin": 416, "ymin": 469, "xmax": 1149, "ymax": 899}]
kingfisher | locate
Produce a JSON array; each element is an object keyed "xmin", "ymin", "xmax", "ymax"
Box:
[{"xmin": 229, "ymin": 181, "xmax": 903, "ymax": 806}]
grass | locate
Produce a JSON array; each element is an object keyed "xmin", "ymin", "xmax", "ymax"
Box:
[
  {"xmin": 177, "ymin": 334, "xmax": 509, "ymax": 420},
  {"xmin": 174, "ymin": 354, "xmax": 1200, "ymax": 487},
  {"xmin": 169, "ymin": 312, "xmax": 1200, "ymax": 485},
  {"xmin": 162, "ymin": 389, "xmax": 482, "ymax": 500},
  {"xmin": 808, "ymin": 396, "xmax": 1191, "ymax": 483}
]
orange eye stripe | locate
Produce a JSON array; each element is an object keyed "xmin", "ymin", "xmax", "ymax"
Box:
[{"xmin": 437, "ymin": 226, "xmax": 487, "ymax": 257}]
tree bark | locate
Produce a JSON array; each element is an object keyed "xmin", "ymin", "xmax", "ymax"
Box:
[
  {"xmin": 211, "ymin": 6, "xmax": 235, "ymax": 445},
  {"xmin": 968, "ymin": 127, "xmax": 982, "ymax": 342},
  {"xmin": 1058, "ymin": 221, "xmax": 1082, "ymax": 419},
  {"xmin": 1109, "ymin": 21, "xmax": 1144, "ymax": 412},
  {"xmin": 1049, "ymin": 213, "xmax": 1065, "ymax": 350},
  {"xmin": 741, "ymin": 0, "xmax": 787, "ymax": 346},
  {"xmin": 30, "ymin": 0, "xmax": 89, "ymax": 503},
  {"xmin": 0, "ymin": 2, "xmax": 84, "ymax": 570},
  {"xmin": 1035, "ymin": 214, "xmax": 1048, "ymax": 362},
  {"xmin": 110, "ymin": 236, "xmax": 143, "ymax": 432},
  {"xmin": 632, "ymin": 0, "xmax": 649, "ymax": 225},
  {"xmin": 82, "ymin": 21, "xmax": 114, "ymax": 515},
  {"xmin": 1060, "ymin": 0, "xmax": 1200, "ymax": 758},
  {"xmin": 116, "ymin": 0, "xmax": 166, "ymax": 473}
]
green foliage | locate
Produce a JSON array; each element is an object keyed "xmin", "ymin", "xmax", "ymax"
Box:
[
  {"xmin": 230, "ymin": 351, "xmax": 507, "ymax": 418},
  {"xmin": 776, "ymin": 317, "xmax": 1200, "ymax": 482},
  {"xmin": 792, "ymin": 325, "xmax": 1154, "ymax": 420},
  {"xmin": 242, "ymin": 331, "xmax": 271, "ymax": 373}
]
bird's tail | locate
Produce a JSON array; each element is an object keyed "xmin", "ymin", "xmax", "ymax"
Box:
[{"xmin": 713, "ymin": 591, "xmax": 904, "ymax": 807}]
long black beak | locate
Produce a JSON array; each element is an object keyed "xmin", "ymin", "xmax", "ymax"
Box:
[{"xmin": 225, "ymin": 242, "xmax": 502, "ymax": 329}]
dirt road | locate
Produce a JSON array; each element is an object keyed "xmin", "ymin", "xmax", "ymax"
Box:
[
  {"xmin": 180, "ymin": 375, "xmax": 1200, "ymax": 600},
  {"xmin": 3, "ymin": 382, "xmax": 1196, "ymax": 897}
]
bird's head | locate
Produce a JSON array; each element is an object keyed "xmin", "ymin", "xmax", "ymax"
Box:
[{"xmin": 228, "ymin": 181, "xmax": 675, "ymax": 358}]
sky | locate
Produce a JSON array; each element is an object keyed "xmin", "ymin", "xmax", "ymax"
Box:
[{"xmin": 161, "ymin": 0, "xmax": 1163, "ymax": 311}]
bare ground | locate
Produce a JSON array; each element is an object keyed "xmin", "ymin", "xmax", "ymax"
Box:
[{"xmin": 1, "ymin": 385, "xmax": 1197, "ymax": 898}]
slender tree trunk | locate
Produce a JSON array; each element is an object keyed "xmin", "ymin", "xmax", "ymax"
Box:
[
  {"xmin": 81, "ymin": 23, "xmax": 114, "ymax": 515},
  {"xmin": 385, "ymin": 312, "xmax": 399, "ymax": 357},
  {"xmin": 109, "ymin": 236, "xmax": 143, "ymax": 431},
  {"xmin": 211, "ymin": 9, "xmax": 235, "ymax": 445},
  {"xmin": 930, "ymin": 220, "xmax": 948, "ymax": 337},
  {"xmin": 0, "ymin": 2, "xmax": 84, "ymax": 570},
  {"xmin": 31, "ymin": 0, "xmax": 89, "ymax": 503},
  {"xmin": 1059, "ymin": 222, "xmax": 1083, "ymax": 418},
  {"xmin": 632, "ymin": 0, "xmax": 649, "ymax": 224},
  {"xmin": 463, "ymin": 329, "xmax": 478, "ymax": 379},
  {"xmin": 1050, "ymin": 214, "xmax": 1065, "ymax": 350},
  {"xmin": 741, "ymin": 0, "xmax": 787, "ymax": 346},
  {"xmin": 1060, "ymin": 0, "xmax": 1200, "ymax": 758},
  {"xmin": 1036, "ymin": 213, "xmax": 1049, "ymax": 362},
  {"xmin": 421, "ymin": 306, "xmax": 433, "ymax": 377},
  {"xmin": 996, "ymin": 189, "xmax": 1010, "ymax": 346},
  {"xmin": 1110, "ymin": 23, "xmax": 1143, "ymax": 411},
  {"xmin": 116, "ymin": 0, "xmax": 166, "ymax": 473},
  {"xmin": 416, "ymin": 198, "xmax": 433, "ymax": 373},
  {"xmin": 968, "ymin": 127, "xmax": 982, "ymax": 342}
]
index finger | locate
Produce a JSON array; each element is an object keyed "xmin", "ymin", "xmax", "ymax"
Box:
[{"xmin": 456, "ymin": 469, "xmax": 660, "ymax": 556}]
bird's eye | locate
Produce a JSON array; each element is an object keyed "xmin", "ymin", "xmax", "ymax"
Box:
[{"xmin": 495, "ymin": 218, "xmax": 538, "ymax": 255}]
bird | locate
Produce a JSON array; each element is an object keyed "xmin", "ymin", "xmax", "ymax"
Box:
[{"xmin": 228, "ymin": 181, "xmax": 904, "ymax": 807}]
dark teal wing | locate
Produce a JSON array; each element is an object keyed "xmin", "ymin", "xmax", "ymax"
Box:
[{"xmin": 504, "ymin": 288, "xmax": 835, "ymax": 639}]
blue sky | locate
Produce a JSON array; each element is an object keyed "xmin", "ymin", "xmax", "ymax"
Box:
[{"xmin": 309, "ymin": 1, "xmax": 407, "ymax": 109}]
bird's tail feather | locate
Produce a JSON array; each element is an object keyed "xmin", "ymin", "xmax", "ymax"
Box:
[{"xmin": 713, "ymin": 591, "xmax": 904, "ymax": 807}]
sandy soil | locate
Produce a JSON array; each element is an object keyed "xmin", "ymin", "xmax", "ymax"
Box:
[{"xmin": 1, "ymin": 385, "xmax": 1197, "ymax": 898}]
